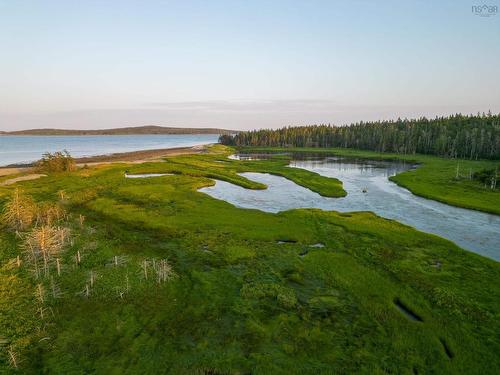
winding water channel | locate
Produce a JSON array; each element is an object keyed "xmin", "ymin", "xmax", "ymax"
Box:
[{"xmin": 200, "ymin": 155, "xmax": 500, "ymax": 261}]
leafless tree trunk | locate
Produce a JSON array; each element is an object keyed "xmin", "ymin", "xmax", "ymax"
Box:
[{"xmin": 8, "ymin": 346, "xmax": 18, "ymax": 369}]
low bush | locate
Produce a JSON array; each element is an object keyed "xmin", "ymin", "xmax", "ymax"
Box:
[{"xmin": 35, "ymin": 150, "xmax": 76, "ymax": 173}]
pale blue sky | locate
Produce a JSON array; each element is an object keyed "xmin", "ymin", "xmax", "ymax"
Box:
[{"xmin": 1, "ymin": 0, "xmax": 499, "ymax": 130}]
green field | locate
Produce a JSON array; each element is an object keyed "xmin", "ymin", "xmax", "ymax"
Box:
[
  {"xmin": 239, "ymin": 146, "xmax": 500, "ymax": 215},
  {"xmin": 1, "ymin": 145, "xmax": 499, "ymax": 374}
]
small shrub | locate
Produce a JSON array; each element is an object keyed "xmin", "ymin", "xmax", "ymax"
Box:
[
  {"xmin": 35, "ymin": 150, "xmax": 76, "ymax": 173},
  {"xmin": 473, "ymin": 166, "xmax": 499, "ymax": 189},
  {"xmin": 241, "ymin": 282, "xmax": 297, "ymax": 309}
]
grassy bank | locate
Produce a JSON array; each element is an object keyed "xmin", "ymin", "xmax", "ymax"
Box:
[
  {"xmin": 1, "ymin": 145, "xmax": 499, "ymax": 374},
  {"xmin": 239, "ymin": 146, "xmax": 500, "ymax": 215}
]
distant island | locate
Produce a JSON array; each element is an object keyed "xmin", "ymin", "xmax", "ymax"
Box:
[{"xmin": 0, "ymin": 125, "xmax": 236, "ymax": 136}]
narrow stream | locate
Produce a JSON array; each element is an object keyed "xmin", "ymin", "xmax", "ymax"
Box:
[{"xmin": 199, "ymin": 156, "xmax": 500, "ymax": 260}]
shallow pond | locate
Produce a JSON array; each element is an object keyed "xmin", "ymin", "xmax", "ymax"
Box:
[
  {"xmin": 125, "ymin": 173, "xmax": 173, "ymax": 178},
  {"xmin": 200, "ymin": 157, "xmax": 500, "ymax": 260}
]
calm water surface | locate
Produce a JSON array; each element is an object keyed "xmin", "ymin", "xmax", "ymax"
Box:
[
  {"xmin": 200, "ymin": 156, "xmax": 500, "ymax": 260},
  {"xmin": 0, "ymin": 134, "xmax": 219, "ymax": 166}
]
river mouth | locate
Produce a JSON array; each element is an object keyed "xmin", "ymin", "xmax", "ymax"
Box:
[{"xmin": 199, "ymin": 154, "xmax": 500, "ymax": 261}]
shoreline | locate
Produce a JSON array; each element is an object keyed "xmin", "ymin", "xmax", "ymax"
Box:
[
  {"xmin": 74, "ymin": 144, "xmax": 209, "ymax": 164},
  {"xmin": 0, "ymin": 132, "xmax": 226, "ymax": 137},
  {"xmin": 0, "ymin": 144, "xmax": 212, "ymax": 175}
]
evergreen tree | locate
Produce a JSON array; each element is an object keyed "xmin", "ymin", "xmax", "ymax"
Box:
[{"xmin": 220, "ymin": 113, "xmax": 500, "ymax": 160}]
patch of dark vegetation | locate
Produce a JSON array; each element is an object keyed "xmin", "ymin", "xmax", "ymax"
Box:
[
  {"xmin": 299, "ymin": 249, "xmax": 309, "ymax": 257},
  {"xmin": 308, "ymin": 295, "xmax": 343, "ymax": 316},
  {"xmin": 440, "ymin": 338, "xmax": 454, "ymax": 359},
  {"xmin": 200, "ymin": 244, "xmax": 213, "ymax": 254},
  {"xmin": 473, "ymin": 167, "xmax": 498, "ymax": 190},
  {"xmin": 394, "ymin": 298, "xmax": 423, "ymax": 322},
  {"xmin": 430, "ymin": 260, "xmax": 442, "ymax": 269},
  {"xmin": 202, "ymin": 368, "xmax": 232, "ymax": 375}
]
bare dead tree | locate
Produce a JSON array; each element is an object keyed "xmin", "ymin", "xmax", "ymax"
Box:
[
  {"xmin": 49, "ymin": 277, "xmax": 63, "ymax": 299},
  {"xmin": 23, "ymin": 226, "xmax": 68, "ymax": 278},
  {"xmin": 107, "ymin": 255, "xmax": 127, "ymax": 267},
  {"xmin": 141, "ymin": 260, "xmax": 149, "ymax": 280},
  {"xmin": 492, "ymin": 166, "xmax": 498, "ymax": 190},
  {"xmin": 35, "ymin": 202, "xmax": 67, "ymax": 227},
  {"xmin": 2, "ymin": 188, "xmax": 35, "ymax": 231},
  {"xmin": 37, "ymin": 306, "xmax": 53, "ymax": 320},
  {"xmin": 58, "ymin": 190, "xmax": 66, "ymax": 202},
  {"xmin": 35, "ymin": 283, "xmax": 45, "ymax": 304},
  {"xmin": 79, "ymin": 214, "xmax": 85, "ymax": 228},
  {"xmin": 7, "ymin": 346, "xmax": 19, "ymax": 369},
  {"xmin": 56, "ymin": 258, "xmax": 61, "ymax": 276},
  {"xmin": 115, "ymin": 273, "xmax": 131, "ymax": 299},
  {"xmin": 88, "ymin": 270, "xmax": 97, "ymax": 288},
  {"xmin": 78, "ymin": 283, "xmax": 91, "ymax": 298},
  {"xmin": 58, "ymin": 227, "xmax": 70, "ymax": 247},
  {"xmin": 152, "ymin": 258, "xmax": 177, "ymax": 284}
]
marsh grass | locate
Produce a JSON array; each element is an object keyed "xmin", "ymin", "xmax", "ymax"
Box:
[{"xmin": 0, "ymin": 145, "xmax": 499, "ymax": 374}]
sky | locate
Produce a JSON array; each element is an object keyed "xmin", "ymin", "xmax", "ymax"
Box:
[{"xmin": 0, "ymin": 0, "xmax": 499, "ymax": 131}]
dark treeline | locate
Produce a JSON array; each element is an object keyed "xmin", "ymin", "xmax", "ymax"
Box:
[{"xmin": 221, "ymin": 113, "xmax": 500, "ymax": 160}]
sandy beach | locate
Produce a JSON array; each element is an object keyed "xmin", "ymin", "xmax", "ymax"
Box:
[{"xmin": 0, "ymin": 144, "xmax": 210, "ymax": 177}]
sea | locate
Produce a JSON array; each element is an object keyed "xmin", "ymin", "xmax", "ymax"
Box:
[{"xmin": 0, "ymin": 134, "xmax": 220, "ymax": 166}]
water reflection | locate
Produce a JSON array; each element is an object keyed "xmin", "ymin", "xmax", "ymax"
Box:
[
  {"xmin": 228, "ymin": 153, "xmax": 288, "ymax": 160},
  {"xmin": 199, "ymin": 157, "xmax": 500, "ymax": 260}
]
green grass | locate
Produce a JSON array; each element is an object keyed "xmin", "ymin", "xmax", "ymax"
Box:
[
  {"xmin": 239, "ymin": 146, "xmax": 500, "ymax": 215},
  {"xmin": 0, "ymin": 145, "xmax": 499, "ymax": 374},
  {"xmin": 133, "ymin": 144, "xmax": 346, "ymax": 197}
]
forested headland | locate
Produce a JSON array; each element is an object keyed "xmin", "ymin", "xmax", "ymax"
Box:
[
  {"xmin": 0, "ymin": 125, "xmax": 234, "ymax": 136},
  {"xmin": 220, "ymin": 113, "xmax": 500, "ymax": 160}
]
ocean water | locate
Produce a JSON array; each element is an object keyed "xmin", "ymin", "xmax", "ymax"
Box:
[{"xmin": 0, "ymin": 134, "xmax": 219, "ymax": 166}]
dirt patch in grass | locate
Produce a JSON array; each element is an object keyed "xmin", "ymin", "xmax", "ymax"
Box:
[
  {"xmin": 0, "ymin": 174, "xmax": 46, "ymax": 186},
  {"xmin": 0, "ymin": 167, "xmax": 28, "ymax": 177},
  {"xmin": 75, "ymin": 145, "xmax": 208, "ymax": 164}
]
